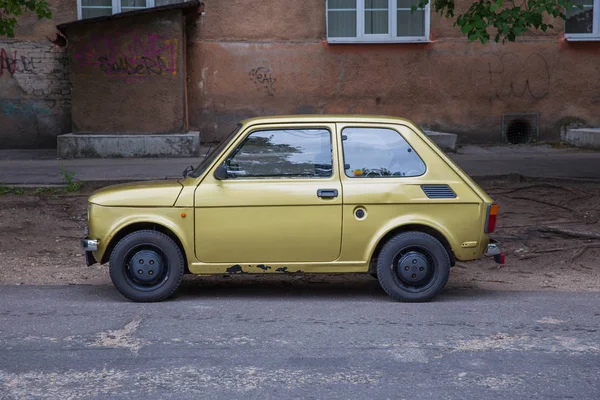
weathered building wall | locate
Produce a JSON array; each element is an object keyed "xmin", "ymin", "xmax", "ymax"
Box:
[
  {"xmin": 64, "ymin": 9, "xmax": 187, "ymax": 134},
  {"xmin": 0, "ymin": 0, "xmax": 74, "ymax": 149},
  {"xmin": 188, "ymin": 0, "xmax": 600, "ymax": 143},
  {"xmin": 0, "ymin": 41, "xmax": 71, "ymax": 148}
]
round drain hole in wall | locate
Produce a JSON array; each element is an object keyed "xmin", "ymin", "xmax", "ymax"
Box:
[{"xmin": 506, "ymin": 119, "xmax": 532, "ymax": 144}]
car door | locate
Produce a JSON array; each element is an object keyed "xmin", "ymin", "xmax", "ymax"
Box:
[
  {"xmin": 336, "ymin": 124, "xmax": 429, "ymax": 263},
  {"xmin": 194, "ymin": 123, "xmax": 342, "ymax": 264}
]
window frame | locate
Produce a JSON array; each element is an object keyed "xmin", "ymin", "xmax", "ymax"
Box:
[
  {"xmin": 340, "ymin": 125, "xmax": 427, "ymax": 179},
  {"xmin": 222, "ymin": 126, "xmax": 336, "ymax": 180},
  {"xmin": 564, "ymin": 0, "xmax": 600, "ymax": 41},
  {"xmin": 77, "ymin": 0, "xmax": 165, "ymax": 19},
  {"xmin": 326, "ymin": 0, "xmax": 431, "ymax": 44}
]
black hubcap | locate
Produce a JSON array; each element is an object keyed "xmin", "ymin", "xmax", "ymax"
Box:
[
  {"xmin": 396, "ymin": 251, "xmax": 431, "ymax": 285},
  {"xmin": 130, "ymin": 250, "xmax": 164, "ymax": 283},
  {"xmin": 124, "ymin": 245, "xmax": 169, "ymax": 291},
  {"xmin": 391, "ymin": 247, "xmax": 437, "ymax": 292}
]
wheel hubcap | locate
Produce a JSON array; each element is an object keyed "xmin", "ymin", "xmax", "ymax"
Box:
[
  {"xmin": 129, "ymin": 250, "xmax": 164, "ymax": 283},
  {"xmin": 395, "ymin": 251, "xmax": 431, "ymax": 285}
]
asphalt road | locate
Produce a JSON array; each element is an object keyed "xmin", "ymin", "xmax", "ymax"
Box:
[{"xmin": 0, "ymin": 283, "xmax": 598, "ymax": 399}]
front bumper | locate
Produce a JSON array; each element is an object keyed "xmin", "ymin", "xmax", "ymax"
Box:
[
  {"xmin": 80, "ymin": 237, "xmax": 99, "ymax": 266},
  {"xmin": 484, "ymin": 238, "xmax": 505, "ymax": 264}
]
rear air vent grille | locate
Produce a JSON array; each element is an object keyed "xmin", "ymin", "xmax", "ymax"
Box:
[{"xmin": 421, "ymin": 185, "xmax": 456, "ymax": 199}]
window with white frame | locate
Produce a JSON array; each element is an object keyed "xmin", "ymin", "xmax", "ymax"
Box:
[
  {"xmin": 326, "ymin": 0, "xmax": 430, "ymax": 43},
  {"xmin": 565, "ymin": 0, "xmax": 600, "ymax": 40},
  {"xmin": 78, "ymin": 0, "xmax": 185, "ymax": 19}
]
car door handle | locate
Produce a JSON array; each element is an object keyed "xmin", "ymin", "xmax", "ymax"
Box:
[{"xmin": 317, "ymin": 189, "xmax": 338, "ymax": 199}]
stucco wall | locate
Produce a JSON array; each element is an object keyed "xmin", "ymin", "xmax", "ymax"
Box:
[
  {"xmin": 65, "ymin": 9, "xmax": 187, "ymax": 134},
  {"xmin": 0, "ymin": 0, "xmax": 74, "ymax": 149},
  {"xmin": 188, "ymin": 0, "xmax": 600, "ymax": 143}
]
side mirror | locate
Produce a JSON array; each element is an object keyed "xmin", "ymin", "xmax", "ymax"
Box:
[{"xmin": 214, "ymin": 164, "xmax": 229, "ymax": 180}]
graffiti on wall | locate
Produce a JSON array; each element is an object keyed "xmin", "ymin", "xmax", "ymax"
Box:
[
  {"xmin": 484, "ymin": 53, "xmax": 550, "ymax": 100},
  {"xmin": 249, "ymin": 67, "xmax": 276, "ymax": 96},
  {"xmin": 74, "ymin": 33, "xmax": 178, "ymax": 79},
  {"xmin": 0, "ymin": 49, "xmax": 36, "ymax": 76},
  {"xmin": 0, "ymin": 100, "xmax": 54, "ymax": 117}
]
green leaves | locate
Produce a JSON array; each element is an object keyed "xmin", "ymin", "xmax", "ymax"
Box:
[
  {"xmin": 490, "ymin": 0, "xmax": 503, "ymax": 12},
  {"xmin": 0, "ymin": 0, "xmax": 52, "ymax": 38},
  {"xmin": 417, "ymin": 0, "xmax": 581, "ymax": 44}
]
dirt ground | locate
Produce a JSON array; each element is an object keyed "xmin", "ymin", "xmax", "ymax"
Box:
[{"xmin": 0, "ymin": 177, "xmax": 599, "ymax": 293}]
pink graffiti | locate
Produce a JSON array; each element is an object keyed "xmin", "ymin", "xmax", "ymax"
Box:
[{"xmin": 73, "ymin": 32, "xmax": 178, "ymax": 80}]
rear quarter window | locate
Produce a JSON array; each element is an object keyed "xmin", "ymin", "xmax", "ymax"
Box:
[{"xmin": 342, "ymin": 127, "xmax": 426, "ymax": 178}]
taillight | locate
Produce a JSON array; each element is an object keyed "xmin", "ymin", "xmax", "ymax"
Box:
[{"xmin": 485, "ymin": 204, "xmax": 499, "ymax": 233}]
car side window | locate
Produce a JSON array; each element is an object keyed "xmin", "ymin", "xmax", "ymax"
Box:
[
  {"xmin": 224, "ymin": 128, "xmax": 333, "ymax": 179},
  {"xmin": 342, "ymin": 127, "xmax": 426, "ymax": 178}
]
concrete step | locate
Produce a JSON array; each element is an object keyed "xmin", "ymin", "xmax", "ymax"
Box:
[
  {"xmin": 57, "ymin": 132, "xmax": 201, "ymax": 159},
  {"xmin": 423, "ymin": 130, "xmax": 458, "ymax": 152},
  {"xmin": 566, "ymin": 128, "xmax": 600, "ymax": 150}
]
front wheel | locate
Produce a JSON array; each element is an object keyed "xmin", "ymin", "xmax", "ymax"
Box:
[
  {"xmin": 376, "ymin": 232, "xmax": 450, "ymax": 302},
  {"xmin": 109, "ymin": 230, "xmax": 185, "ymax": 302}
]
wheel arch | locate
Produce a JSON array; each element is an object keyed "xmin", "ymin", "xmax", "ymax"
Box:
[
  {"xmin": 368, "ymin": 223, "xmax": 456, "ymax": 274},
  {"xmin": 101, "ymin": 222, "xmax": 189, "ymax": 272}
]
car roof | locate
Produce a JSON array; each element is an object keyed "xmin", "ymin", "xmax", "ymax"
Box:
[{"xmin": 240, "ymin": 114, "xmax": 418, "ymax": 127}]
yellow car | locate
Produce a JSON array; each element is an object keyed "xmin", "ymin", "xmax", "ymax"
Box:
[{"xmin": 81, "ymin": 115, "xmax": 503, "ymax": 303}]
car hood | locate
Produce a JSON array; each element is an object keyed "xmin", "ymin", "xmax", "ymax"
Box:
[{"xmin": 89, "ymin": 180, "xmax": 184, "ymax": 207}]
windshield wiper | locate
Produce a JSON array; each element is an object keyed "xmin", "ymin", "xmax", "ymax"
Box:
[
  {"xmin": 183, "ymin": 144, "xmax": 213, "ymax": 178},
  {"xmin": 202, "ymin": 143, "xmax": 213, "ymax": 160}
]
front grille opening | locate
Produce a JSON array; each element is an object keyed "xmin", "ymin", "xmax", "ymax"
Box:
[{"xmin": 506, "ymin": 119, "xmax": 532, "ymax": 144}]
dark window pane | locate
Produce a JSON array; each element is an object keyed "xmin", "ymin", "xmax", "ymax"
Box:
[
  {"xmin": 82, "ymin": 0, "xmax": 111, "ymax": 6},
  {"xmin": 365, "ymin": 10, "xmax": 388, "ymax": 34},
  {"xmin": 342, "ymin": 127, "xmax": 426, "ymax": 178},
  {"xmin": 565, "ymin": 0, "xmax": 594, "ymax": 34},
  {"xmin": 121, "ymin": 0, "xmax": 146, "ymax": 6},
  {"xmin": 155, "ymin": 0, "xmax": 185, "ymax": 5},
  {"xmin": 329, "ymin": 0, "xmax": 357, "ymax": 9},
  {"xmin": 328, "ymin": 11, "xmax": 357, "ymax": 37},
  {"xmin": 397, "ymin": 0, "xmax": 422, "ymax": 8},
  {"xmin": 82, "ymin": 8, "xmax": 112, "ymax": 19},
  {"xmin": 226, "ymin": 129, "xmax": 333, "ymax": 179},
  {"xmin": 81, "ymin": 0, "xmax": 112, "ymax": 18},
  {"xmin": 121, "ymin": 0, "xmax": 146, "ymax": 10},
  {"xmin": 366, "ymin": 0, "xmax": 388, "ymax": 7},
  {"xmin": 397, "ymin": 10, "xmax": 424, "ymax": 36}
]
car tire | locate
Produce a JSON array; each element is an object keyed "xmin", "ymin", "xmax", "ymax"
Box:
[
  {"xmin": 376, "ymin": 231, "xmax": 450, "ymax": 302},
  {"xmin": 109, "ymin": 230, "xmax": 185, "ymax": 302}
]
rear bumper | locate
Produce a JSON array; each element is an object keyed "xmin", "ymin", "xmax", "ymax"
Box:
[
  {"xmin": 484, "ymin": 238, "xmax": 505, "ymax": 264},
  {"xmin": 80, "ymin": 237, "xmax": 99, "ymax": 266}
]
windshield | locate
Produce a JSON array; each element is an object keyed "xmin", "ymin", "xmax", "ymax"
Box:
[{"xmin": 188, "ymin": 124, "xmax": 242, "ymax": 178}]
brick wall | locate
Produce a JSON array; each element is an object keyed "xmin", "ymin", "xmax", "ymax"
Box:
[
  {"xmin": 189, "ymin": 0, "xmax": 600, "ymax": 144},
  {"xmin": 0, "ymin": 40, "xmax": 71, "ymax": 148}
]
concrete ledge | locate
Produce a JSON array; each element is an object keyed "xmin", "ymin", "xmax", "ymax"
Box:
[
  {"xmin": 424, "ymin": 130, "xmax": 458, "ymax": 152},
  {"xmin": 57, "ymin": 132, "xmax": 201, "ymax": 159},
  {"xmin": 566, "ymin": 128, "xmax": 600, "ymax": 150}
]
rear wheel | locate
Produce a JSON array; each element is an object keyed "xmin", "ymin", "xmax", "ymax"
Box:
[
  {"xmin": 376, "ymin": 231, "xmax": 450, "ymax": 302},
  {"xmin": 109, "ymin": 230, "xmax": 185, "ymax": 302}
]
